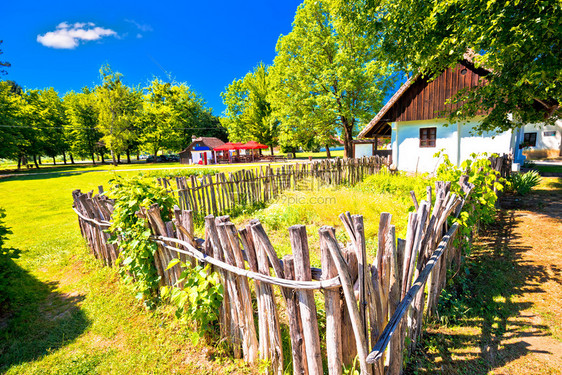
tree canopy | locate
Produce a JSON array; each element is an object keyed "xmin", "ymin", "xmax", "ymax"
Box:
[
  {"xmin": 64, "ymin": 88, "xmax": 104, "ymax": 164},
  {"xmin": 95, "ymin": 65, "xmax": 142, "ymax": 165},
  {"xmin": 377, "ymin": 0, "xmax": 562, "ymax": 131},
  {"xmin": 221, "ymin": 63, "xmax": 278, "ymax": 154},
  {"xmin": 269, "ymin": 0, "xmax": 396, "ymax": 157}
]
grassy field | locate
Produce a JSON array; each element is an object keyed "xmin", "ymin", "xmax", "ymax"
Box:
[
  {"xmin": 0, "ymin": 161, "xmax": 428, "ymax": 374},
  {"xmin": 4, "ymin": 160, "xmax": 559, "ymax": 374},
  {"xmin": 0, "ymin": 165, "xmax": 264, "ymax": 374}
]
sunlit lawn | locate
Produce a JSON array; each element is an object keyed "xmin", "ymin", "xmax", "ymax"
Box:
[
  {"xmin": 0, "ymin": 168, "xmax": 259, "ymax": 374},
  {"xmin": 0, "ymin": 158, "xmax": 427, "ymax": 374}
]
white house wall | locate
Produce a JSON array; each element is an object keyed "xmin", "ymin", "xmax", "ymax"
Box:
[
  {"xmin": 393, "ymin": 118, "xmax": 513, "ymax": 173},
  {"xmin": 459, "ymin": 123, "xmax": 514, "ymax": 163},
  {"xmin": 394, "ymin": 120, "xmax": 459, "ymax": 173}
]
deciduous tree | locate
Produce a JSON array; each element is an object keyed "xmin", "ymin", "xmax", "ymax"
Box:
[
  {"xmin": 64, "ymin": 88, "xmax": 105, "ymax": 164},
  {"xmin": 221, "ymin": 63, "xmax": 278, "ymax": 154},
  {"xmin": 95, "ymin": 64, "xmax": 140, "ymax": 165},
  {"xmin": 269, "ymin": 0, "xmax": 396, "ymax": 157},
  {"xmin": 377, "ymin": 0, "xmax": 562, "ymax": 131}
]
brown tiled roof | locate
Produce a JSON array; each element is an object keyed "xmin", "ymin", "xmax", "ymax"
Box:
[
  {"xmin": 180, "ymin": 137, "xmax": 225, "ymax": 153},
  {"xmin": 195, "ymin": 137, "xmax": 225, "ymax": 149}
]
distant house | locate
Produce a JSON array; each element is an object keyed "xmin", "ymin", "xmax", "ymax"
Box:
[
  {"xmin": 357, "ymin": 55, "xmax": 560, "ymax": 171},
  {"xmin": 179, "ymin": 136, "xmax": 225, "ymax": 165},
  {"xmin": 518, "ymin": 122, "xmax": 562, "ymax": 160}
]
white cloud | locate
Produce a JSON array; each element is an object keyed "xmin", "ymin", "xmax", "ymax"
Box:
[
  {"xmin": 37, "ymin": 22, "xmax": 117, "ymax": 49},
  {"xmin": 125, "ymin": 19, "xmax": 153, "ymax": 32}
]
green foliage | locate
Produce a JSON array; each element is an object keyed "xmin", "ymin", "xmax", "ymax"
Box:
[
  {"xmin": 161, "ymin": 261, "xmax": 223, "ymax": 336},
  {"xmin": 358, "ymin": 167, "xmax": 430, "ymax": 205},
  {"xmin": 0, "ymin": 81, "xmax": 21, "ymax": 160},
  {"xmin": 377, "ymin": 0, "xmax": 562, "ymax": 132},
  {"xmin": 0, "ymin": 207, "xmax": 19, "ymax": 313},
  {"xmin": 221, "ymin": 63, "xmax": 278, "ymax": 154},
  {"xmin": 269, "ymin": 0, "xmax": 396, "ymax": 157},
  {"xmin": 0, "ymin": 207, "xmax": 12, "ymax": 253},
  {"xmin": 140, "ymin": 79, "xmax": 219, "ymax": 157},
  {"xmin": 435, "ymin": 151, "xmax": 506, "ymax": 253},
  {"xmin": 507, "ymin": 170, "xmax": 542, "ymax": 196},
  {"xmin": 107, "ymin": 175, "xmax": 176, "ymax": 306},
  {"xmin": 95, "ymin": 64, "xmax": 142, "ymax": 165},
  {"xmin": 63, "ymin": 88, "xmax": 105, "ymax": 164}
]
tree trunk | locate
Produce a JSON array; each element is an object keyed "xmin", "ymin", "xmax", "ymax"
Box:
[
  {"xmin": 101, "ymin": 153, "xmax": 105, "ymax": 164},
  {"xmin": 136, "ymin": 151, "xmax": 140, "ymax": 161},
  {"xmin": 270, "ymin": 145, "xmax": 274, "ymax": 156},
  {"xmin": 53, "ymin": 156, "xmax": 56, "ymax": 165},
  {"xmin": 126, "ymin": 149, "xmax": 131, "ymax": 164},
  {"xmin": 62, "ymin": 151, "xmax": 67, "ymax": 165},
  {"xmin": 326, "ymin": 145, "xmax": 331, "ymax": 159},
  {"xmin": 17, "ymin": 156, "xmax": 22, "ymax": 170},
  {"xmin": 91, "ymin": 153, "xmax": 96, "ymax": 165},
  {"xmin": 69, "ymin": 153, "xmax": 75, "ymax": 164},
  {"xmin": 32, "ymin": 155, "xmax": 39, "ymax": 168},
  {"xmin": 292, "ymin": 148, "xmax": 297, "ymax": 159},
  {"xmin": 342, "ymin": 119, "xmax": 354, "ymax": 159},
  {"xmin": 38, "ymin": 155, "xmax": 42, "ymax": 165},
  {"xmin": 117, "ymin": 154, "xmax": 121, "ymax": 163}
]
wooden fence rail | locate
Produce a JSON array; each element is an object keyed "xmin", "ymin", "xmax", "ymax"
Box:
[
  {"xmin": 166, "ymin": 156, "xmax": 390, "ymax": 219},
  {"xmin": 73, "ymin": 167, "xmax": 476, "ymax": 374}
]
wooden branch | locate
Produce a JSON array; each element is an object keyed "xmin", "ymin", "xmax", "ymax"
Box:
[
  {"xmin": 290, "ymin": 225, "xmax": 323, "ymax": 375},
  {"xmin": 366, "ymin": 223, "xmax": 459, "ymax": 364},
  {"xmin": 320, "ymin": 227, "xmax": 372, "ymax": 375}
]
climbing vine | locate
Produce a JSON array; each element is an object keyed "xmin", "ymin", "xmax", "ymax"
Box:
[
  {"xmin": 435, "ymin": 151, "xmax": 507, "ymax": 255},
  {"xmin": 107, "ymin": 175, "xmax": 176, "ymax": 307}
]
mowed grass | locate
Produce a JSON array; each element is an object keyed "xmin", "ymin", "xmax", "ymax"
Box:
[
  {"xmin": 0, "ymin": 164, "xmax": 429, "ymax": 374},
  {"xmin": 0, "ymin": 168, "xmax": 258, "ymax": 374}
]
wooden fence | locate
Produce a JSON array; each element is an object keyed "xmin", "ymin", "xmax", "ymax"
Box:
[
  {"xmin": 72, "ymin": 170, "xmax": 475, "ymax": 375},
  {"xmin": 163, "ymin": 156, "xmax": 390, "ymax": 220}
]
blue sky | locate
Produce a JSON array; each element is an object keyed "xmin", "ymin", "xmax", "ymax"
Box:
[{"xmin": 1, "ymin": 0, "xmax": 303, "ymax": 115}]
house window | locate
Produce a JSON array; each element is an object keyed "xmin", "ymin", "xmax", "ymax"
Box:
[
  {"xmin": 544, "ymin": 131, "xmax": 556, "ymax": 137},
  {"xmin": 420, "ymin": 127, "xmax": 437, "ymax": 148},
  {"xmin": 523, "ymin": 132, "xmax": 537, "ymax": 147}
]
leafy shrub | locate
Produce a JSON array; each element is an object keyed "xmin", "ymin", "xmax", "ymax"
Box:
[
  {"xmin": 435, "ymin": 151, "xmax": 507, "ymax": 254},
  {"xmin": 359, "ymin": 168, "xmax": 430, "ymax": 205},
  {"xmin": 161, "ymin": 261, "xmax": 223, "ymax": 336},
  {"xmin": 0, "ymin": 208, "xmax": 11, "ymax": 253},
  {"xmin": 507, "ymin": 170, "xmax": 541, "ymax": 195},
  {"xmin": 108, "ymin": 176, "xmax": 176, "ymax": 307},
  {"xmin": 0, "ymin": 207, "xmax": 14, "ymax": 312}
]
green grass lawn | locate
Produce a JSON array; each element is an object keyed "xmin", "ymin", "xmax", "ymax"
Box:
[
  {"xmin": 532, "ymin": 164, "xmax": 562, "ymax": 174},
  {"xmin": 0, "ymin": 161, "xmax": 427, "ymax": 374},
  {"xmin": 0, "ymin": 168, "xmax": 262, "ymax": 374}
]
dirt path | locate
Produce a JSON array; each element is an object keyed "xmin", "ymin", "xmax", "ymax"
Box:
[
  {"xmin": 494, "ymin": 178, "xmax": 562, "ymax": 373},
  {"xmin": 407, "ymin": 177, "xmax": 562, "ymax": 374}
]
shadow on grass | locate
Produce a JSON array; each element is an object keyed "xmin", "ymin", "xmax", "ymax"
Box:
[
  {"xmin": 500, "ymin": 177, "xmax": 562, "ymax": 221},
  {"xmin": 0, "ymin": 253, "xmax": 89, "ymax": 372},
  {"xmin": 405, "ymin": 210, "xmax": 553, "ymax": 374}
]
